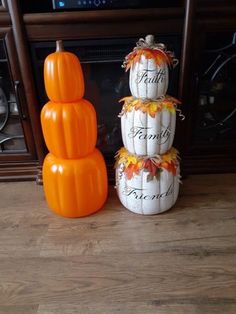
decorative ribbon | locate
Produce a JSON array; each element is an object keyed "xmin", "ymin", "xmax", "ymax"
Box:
[
  {"xmin": 122, "ymin": 34, "xmax": 179, "ymax": 69},
  {"xmin": 118, "ymin": 95, "xmax": 182, "ymax": 118},
  {"xmin": 176, "ymin": 108, "xmax": 185, "ymax": 121},
  {"xmin": 115, "ymin": 147, "xmax": 180, "ymax": 181}
]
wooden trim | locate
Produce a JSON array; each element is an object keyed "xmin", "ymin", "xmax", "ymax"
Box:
[
  {"xmin": 197, "ymin": 5, "xmax": 236, "ymax": 18},
  {"xmin": 0, "ymin": 153, "xmax": 33, "ymax": 161},
  {"xmin": 3, "ymin": 28, "xmax": 37, "ymax": 160},
  {"xmin": 23, "ymin": 7, "xmax": 184, "ymax": 25},
  {"xmin": 0, "ymin": 160, "xmax": 39, "ymax": 182},
  {"xmin": 26, "ymin": 19, "xmax": 183, "ymax": 41},
  {"xmin": 176, "ymin": 0, "xmax": 196, "ymax": 155},
  {"xmin": 0, "ymin": 11, "xmax": 11, "ymax": 24},
  {"xmin": 0, "ymin": 25, "xmax": 10, "ymax": 34},
  {"xmin": 7, "ymin": 0, "xmax": 47, "ymax": 166},
  {"xmin": 24, "ymin": 7, "xmax": 184, "ymax": 41},
  {"xmin": 178, "ymin": 0, "xmax": 196, "ymax": 101}
]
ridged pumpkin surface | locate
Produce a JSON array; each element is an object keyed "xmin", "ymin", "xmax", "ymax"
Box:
[
  {"xmin": 44, "ymin": 49, "xmax": 84, "ymax": 102},
  {"xmin": 43, "ymin": 149, "xmax": 108, "ymax": 218},
  {"xmin": 121, "ymin": 107, "xmax": 175, "ymax": 155},
  {"xmin": 41, "ymin": 98, "xmax": 97, "ymax": 159},
  {"xmin": 116, "ymin": 164, "xmax": 180, "ymax": 215},
  {"xmin": 129, "ymin": 55, "xmax": 169, "ymax": 100}
]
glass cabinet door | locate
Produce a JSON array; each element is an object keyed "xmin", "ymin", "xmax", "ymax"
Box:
[
  {"xmin": 0, "ymin": 30, "xmax": 36, "ymax": 160},
  {"xmin": 193, "ymin": 31, "xmax": 236, "ymax": 151}
]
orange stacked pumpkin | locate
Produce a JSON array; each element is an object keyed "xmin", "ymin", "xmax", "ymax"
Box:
[{"xmin": 41, "ymin": 40, "xmax": 108, "ymax": 217}]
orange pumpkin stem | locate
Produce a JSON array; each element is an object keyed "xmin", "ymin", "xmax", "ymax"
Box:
[{"xmin": 56, "ymin": 40, "xmax": 64, "ymax": 52}]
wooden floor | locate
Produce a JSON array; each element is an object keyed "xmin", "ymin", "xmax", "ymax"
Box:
[{"xmin": 0, "ymin": 174, "xmax": 236, "ymax": 314}]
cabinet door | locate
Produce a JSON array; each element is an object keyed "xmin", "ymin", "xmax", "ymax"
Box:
[
  {"xmin": 0, "ymin": 28, "xmax": 36, "ymax": 161},
  {"xmin": 194, "ymin": 31, "xmax": 236, "ymax": 149},
  {"xmin": 184, "ymin": 25, "xmax": 236, "ymax": 173}
]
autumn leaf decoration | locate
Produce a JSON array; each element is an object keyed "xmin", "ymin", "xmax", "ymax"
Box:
[
  {"xmin": 119, "ymin": 96, "xmax": 181, "ymax": 118},
  {"xmin": 122, "ymin": 35, "xmax": 178, "ymax": 71},
  {"xmin": 115, "ymin": 147, "xmax": 179, "ymax": 181}
]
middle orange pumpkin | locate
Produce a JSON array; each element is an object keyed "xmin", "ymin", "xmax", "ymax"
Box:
[{"xmin": 41, "ymin": 98, "xmax": 97, "ymax": 159}]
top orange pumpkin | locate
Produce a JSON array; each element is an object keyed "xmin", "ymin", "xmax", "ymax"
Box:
[{"xmin": 44, "ymin": 40, "xmax": 85, "ymax": 103}]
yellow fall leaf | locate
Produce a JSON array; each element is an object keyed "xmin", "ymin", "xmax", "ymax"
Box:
[
  {"xmin": 132, "ymin": 99, "xmax": 139, "ymax": 106},
  {"xmin": 162, "ymin": 155, "xmax": 172, "ymax": 163},
  {"xmin": 125, "ymin": 155, "xmax": 138, "ymax": 167}
]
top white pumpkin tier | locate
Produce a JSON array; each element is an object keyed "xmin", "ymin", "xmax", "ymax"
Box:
[
  {"xmin": 129, "ymin": 55, "xmax": 169, "ymax": 99},
  {"xmin": 123, "ymin": 35, "xmax": 178, "ymax": 100}
]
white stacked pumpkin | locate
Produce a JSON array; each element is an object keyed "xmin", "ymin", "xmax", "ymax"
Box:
[{"xmin": 115, "ymin": 34, "xmax": 181, "ymax": 215}]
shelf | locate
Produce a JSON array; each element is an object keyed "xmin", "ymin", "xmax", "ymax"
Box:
[{"xmin": 23, "ymin": 7, "xmax": 184, "ymax": 25}]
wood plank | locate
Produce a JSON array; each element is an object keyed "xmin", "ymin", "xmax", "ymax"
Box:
[
  {"xmin": 0, "ymin": 174, "xmax": 235, "ymax": 313},
  {"xmin": 23, "ymin": 8, "xmax": 184, "ymax": 25},
  {"xmin": 37, "ymin": 302, "xmax": 236, "ymax": 314},
  {"xmin": 0, "ymin": 254, "xmax": 236, "ymax": 306},
  {"xmin": 0, "ymin": 305, "xmax": 38, "ymax": 314}
]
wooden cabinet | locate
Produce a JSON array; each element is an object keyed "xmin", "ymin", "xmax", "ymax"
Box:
[
  {"xmin": 0, "ymin": 0, "xmax": 236, "ymax": 182},
  {"xmin": 182, "ymin": 3, "xmax": 236, "ymax": 173},
  {"xmin": 0, "ymin": 4, "xmax": 44, "ymax": 181},
  {"xmin": 0, "ymin": 28, "xmax": 36, "ymax": 160},
  {"xmin": 0, "ymin": 30, "xmax": 40, "ymax": 180}
]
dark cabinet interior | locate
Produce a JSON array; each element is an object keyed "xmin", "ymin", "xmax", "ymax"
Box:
[
  {"xmin": 183, "ymin": 12, "xmax": 236, "ymax": 174},
  {"xmin": 0, "ymin": 36, "xmax": 31, "ymax": 156},
  {"xmin": 0, "ymin": 0, "xmax": 236, "ymax": 182},
  {"xmin": 194, "ymin": 32, "xmax": 236, "ymax": 148},
  {"xmin": 0, "ymin": 39, "xmax": 27, "ymax": 154}
]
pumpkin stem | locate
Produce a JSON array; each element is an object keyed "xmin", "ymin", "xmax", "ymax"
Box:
[
  {"xmin": 145, "ymin": 35, "xmax": 155, "ymax": 46},
  {"xmin": 56, "ymin": 40, "xmax": 64, "ymax": 52}
]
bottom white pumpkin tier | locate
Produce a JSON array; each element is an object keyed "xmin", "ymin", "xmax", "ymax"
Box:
[{"xmin": 116, "ymin": 164, "xmax": 180, "ymax": 215}]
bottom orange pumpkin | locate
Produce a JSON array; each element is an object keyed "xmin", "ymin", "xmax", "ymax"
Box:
[{"xmin": 43, "ymin": 149, "xmax": 108, "ymax": 217}]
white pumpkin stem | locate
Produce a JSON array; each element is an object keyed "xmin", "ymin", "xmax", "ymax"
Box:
[
  {"xmin": 136, "ymin": 34, "xmax": 165, "ymax": 50},
  {"xmin": 145, "ymin": 35, "xmax": 155, "ymax": 46}
]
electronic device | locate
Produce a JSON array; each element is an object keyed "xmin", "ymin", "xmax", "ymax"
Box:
[
  {"xmin": 52, "ymin": 0, "xmax": 177, "ymax": 10},
  {"xmin": 19, "ymin": 0, "xmax": 179, "ymax": 13}
]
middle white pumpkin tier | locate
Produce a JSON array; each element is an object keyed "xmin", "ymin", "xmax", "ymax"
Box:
[
  {"xmin": 129, "ymin": 55, "xmax": 169, "ymax": 99},
  {"xmin": 121, "ymin": 107, "xmax": 176, "ymax": 156}
]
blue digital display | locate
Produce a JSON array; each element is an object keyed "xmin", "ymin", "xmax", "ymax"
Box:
[{"xmin": 53, "ymin": 0, "xmax": 113, "ymax": 9}]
